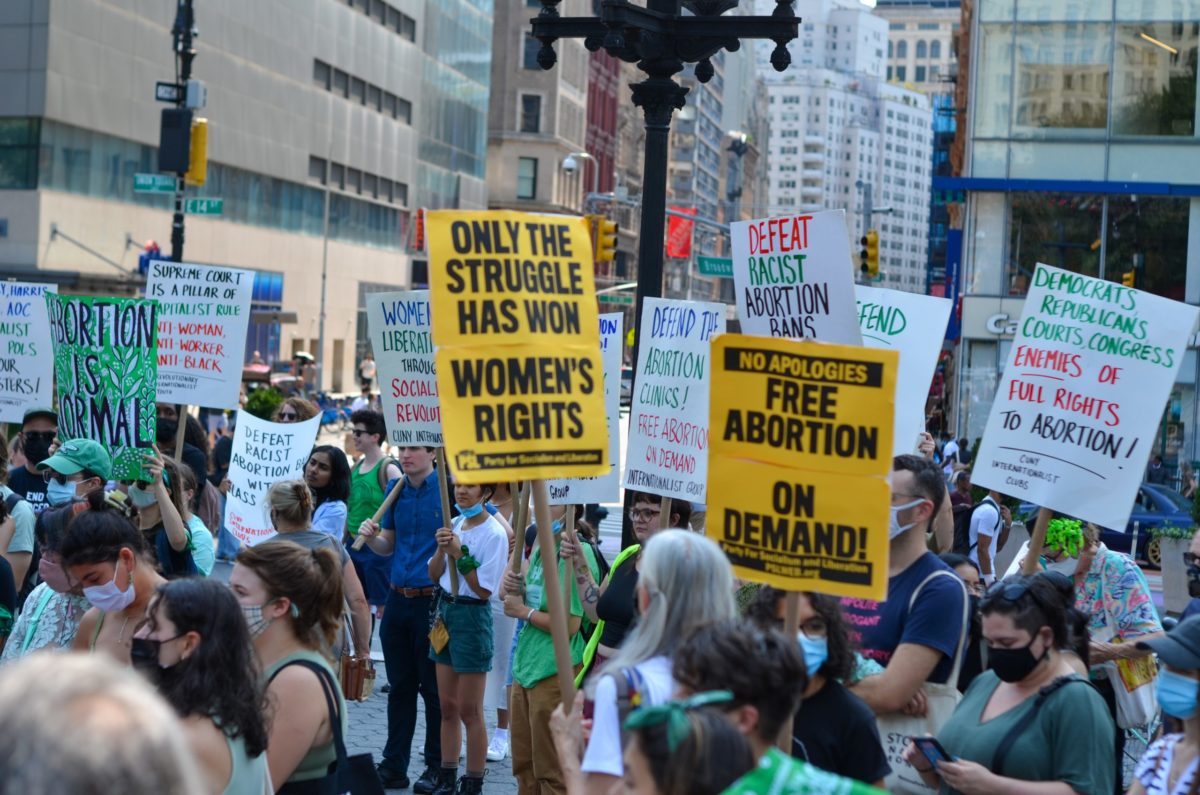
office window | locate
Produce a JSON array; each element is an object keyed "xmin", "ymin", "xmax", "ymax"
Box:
[
  {"xmin": 367, "ymin": 85, "xmax": 382, "ymax": 111},
  {"xmin": 400, "ymin": 14, "xmax": 416, "ymax": 41},
  {"xmin": 931, "ymin": 40, "xmax": 942, "ymax": 59},
  {"xmin": 1011, "ymin": 23, "xmax": 1111, "ymax": 136},
  {"xmin": 397, "ymin": 98, "xmax": 413, "ymax": 124},
  {"xmin": 333, "ymin": 69, "xmax": 349, "ymax": 97},
  {"xmin": 896, "ymin": 65, "xmax": 907, "ymax": 81},
  {"xmin": 517, "ymin": 157, "xmax": 537, "ymax": 199},
  {"xmin": 313, "ymin": 60, "xmax": 331, "ymax": 89},
  {"xmin": 370, "ymin": 0, "xmax": 385, "ymax": 22},
  {"xmin": 916, "ymin": 40, "xmax": 927, "ymax": 58},
  {"xmin": 350, "ymin": 78, "xmax": 366, "ymax": 104},
  {"xmin": 888, "ymin": 40, "xmax": 894, "ymax": 57},
  {"xmin": 347, "ymin": 168, "xmax": 362, "ymax": 193},
  {"xmin": 330, "ymin": 163, "xmax": 345, "ymax": 189},
  {"xmin": 384, "ymin": 92, "xmax": 397, "ymax": 118},
  {"xmin": 308, "ymin": 156, "xmax": 327, "ymax": 184},
  {"xmin": 897, "ymin": 40, "xmax": 907, "ymax": 58},
  {"xmin": 1113, "ymin": 22, "xmax": 1198, "ymax": 136},
  {"xmin": 523, "ymin": 35, "xmax": 540, "ymax": 69},
  {"xmin": 363, "ymin": 173, "xmax": 378, "ymax": 198},
  {"xmin": 520, "ymin": 94, "xmax": 541, "ymax": 133},
  {"xmin": 916, "ymin": 65, "xmax": 927, "ymax": 82}
]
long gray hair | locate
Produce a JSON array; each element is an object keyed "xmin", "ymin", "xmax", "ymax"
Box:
[{"xmin": 598, "ymin": 529, "xmax": 736, "ymax": 676}]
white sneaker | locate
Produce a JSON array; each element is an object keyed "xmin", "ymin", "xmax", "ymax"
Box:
[{"xmin": 486, "ymin": 732, "xmax": 509, "ymax": 762}]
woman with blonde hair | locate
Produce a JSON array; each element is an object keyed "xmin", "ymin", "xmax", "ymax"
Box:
[{"xmin": 230, "ymin": 541, "xmax": 346, "ymax": 792}]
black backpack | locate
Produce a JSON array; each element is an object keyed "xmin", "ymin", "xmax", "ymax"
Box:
[{"xmin": 952, "ymin": 497, "xmax": 1000, "ymax": 556}]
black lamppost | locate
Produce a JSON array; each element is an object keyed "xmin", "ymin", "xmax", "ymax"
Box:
[{"xmin": 531, "ymin": 0, "xmax": 798, "ymax": 545}]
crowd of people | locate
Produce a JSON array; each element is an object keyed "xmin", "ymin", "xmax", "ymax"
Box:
[{"xmin": 0, "ymin": 400, "xmax": 1195, "ymax": 795}]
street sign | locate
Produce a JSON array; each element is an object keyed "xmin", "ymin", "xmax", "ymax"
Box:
[
  {"xmin": 184, "ymin": 198, "xmax": 224, "ymax": 215},
  {"xmin": 697, "ymin": 256, "xmax": 733, "ymax": 277},
  {"xmin": 133, "ymin": 173, "xmax": 177, "ymax": 193},
  {"xmin": 156, "ymin": 81, "xmax": 184, "ymax": 103},
  {"xmin": 599, "ymin": 293, "xmax": 634, "ymax": 305}
]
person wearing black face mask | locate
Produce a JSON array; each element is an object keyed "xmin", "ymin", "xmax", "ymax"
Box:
[
  {"xmin": 8, "ymin": 408, "xmax": 58, "ymax": 515},
  {"xmin": 903, "ymin": 574, "xmax": 1115, "ymax": 795},
  {"xmin": 131, "ymin": 578, "xmax": 271, "ymax": 794}
]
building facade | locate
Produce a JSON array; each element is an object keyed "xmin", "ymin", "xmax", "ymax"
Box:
[
  {"xmin": 0, "ymin": 0, "xmax": 491, "ymax": 392},
  {"xmin": 949, "ymin": 0, "xmax": 1200, "ymax": 470},
  {"xmin": 874, "ymin": 0, "xmax": 961, "ymax": 95},
  {"xmin": 758, "ymin": 0, "xmax": 933, "ymax": 293}
]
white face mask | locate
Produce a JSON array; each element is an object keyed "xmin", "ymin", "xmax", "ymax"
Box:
[
  {"xmin": 126, "ymin": 484, "xmax": 158, "ymax": 509},
  {"xmin": 82, "ymin": 560, "xmax": 137, "ymax": 613},
  {"xmin": 889, "ymin": 499, "xmax": 927, "ymax": 539}
]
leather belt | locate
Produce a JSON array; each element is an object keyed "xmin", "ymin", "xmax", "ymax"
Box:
[{"xmin": 390, "ymin": 585, "xmax": 436, "ymax": 598}]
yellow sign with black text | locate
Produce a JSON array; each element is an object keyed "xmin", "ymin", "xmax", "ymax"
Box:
[
  {"xmin": 427, "ymin": 210, "xmax": 609, "ymax": 482},
  {"xmin": 707, "ymin": 456, "xmax": 892, "ymax": 600},
  {"xmin": 706, "ymin": 334, "xmax": 897, "ymax": 598}
]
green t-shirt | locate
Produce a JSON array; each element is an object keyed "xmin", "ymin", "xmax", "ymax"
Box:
[
  {"xmin": 937, "ymin": 671, "xmax": 1114, "ymax": 795},
  {"xmin": 511, "ymin": 537, "xmax": 598, "ymax": 689},
  {"xmin": 721, "ymin": 748, "xmax": 885, "ymax": 795}
]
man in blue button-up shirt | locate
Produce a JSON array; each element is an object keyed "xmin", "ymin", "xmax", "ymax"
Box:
[{"xmin": 357, "ymin": 445, "xmax": 444, "ymax": 793}]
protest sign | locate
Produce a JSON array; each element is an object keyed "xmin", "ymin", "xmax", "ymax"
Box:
[
  {"xmin": 548, "ymin": 313, "xmax": 623, "ymax": 505},
  {"xmin": 973, "ymin": 263, "xmax": 1200, "ymax": 530},
  {"xmin": 427, "ymin": 210, "xmax": 609, "ymax": 482},
  {"xmin": 223, "ymin": 411, "xmax": 321, "ymax": 545},
  {"xmin": 0, "ymin": 282, "xmax": 56, "ymax": 423},
  {"xmin": 623, "ymin": 297, "xmax": 725, "ymax": 501},
  {"xmin": 856, "ymin": 286, "xmax": 952, "ymax": 456},
  {"xmin": 706, "ymin": 334, "xmax": 897, "ymax": 600},
  {"xmin": 44, "ymin": 294, "xmax": 158, "ymax": 480},
  {"xmin": 148, "ymin": 261, "xmax": 253, "ymax": 409},
  {"xmin": 730, "ymin": 210, "xmax": 862, "ymax": 345},
  {"xmin": 366, "ymin": 290, "xmax": 442, "ymax": 446}
]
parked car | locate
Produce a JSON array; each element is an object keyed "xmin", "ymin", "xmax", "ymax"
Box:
[
  {"xmin": 620, "ymin": 366, "xmax": 633, "ymax": 407},
  {"xmin": 1018, "ymin": 482, "xmax": 1191, "ymax": 567}
]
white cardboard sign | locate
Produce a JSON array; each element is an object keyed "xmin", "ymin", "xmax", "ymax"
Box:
[
  {"xmin": 731, "ymin": 209, "xmax": 862, "ymax": 346},
  {"xmin": 367, "ymin": 290, "xmax": 442, "ymax": 446},
  {"xmin": 973, "ymin": 263, "xmax": 1199, "ymax": 529},
  {"xmin": 0, "ymin": 282, "xmax": 56, "ymax": 423},
  {"xmin": 548, "ymin": 313, "xmax": 623, "ymax": 505},
  {"xmin": 223, "ymin": 411, "xmax": 321, "ymax": 546},
  {"xmin": 856, "ymin": 286, "xmax": 952, "ymax": 457},
  {"xmin": 623, "ymin": 298, "xmax": 725, "ymax": 502},
  {"xmin": 147, "ymin": 261, "xmax": 254, "ymax": 409}
]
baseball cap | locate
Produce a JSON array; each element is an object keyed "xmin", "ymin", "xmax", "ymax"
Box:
[
  {"xmin": 21, "ymin": 407, "xmax": 57, "ymax": 426},
  {"xmin": 1137, "ymin": 615, "xmax": 1200, "ymax": 670},
  {"xmin": 37, "ymin": 439, "xmax": 113, "ymax": 482}
]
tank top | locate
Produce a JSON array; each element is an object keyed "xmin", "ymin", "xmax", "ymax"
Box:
[
  {"xmin": 262, "ymin": 650, "xmax": 346, "ymax": 783},
  {"xmin": 221, "ymin": 729, "xmax": 270, "ymax": 795},
  {"xmin": 347, "ymin": 459, "xmax": 386, "ymax": 536},
  {"xmin": 596, "ymin": 553, "xmax": 640, "ymax": 648}
]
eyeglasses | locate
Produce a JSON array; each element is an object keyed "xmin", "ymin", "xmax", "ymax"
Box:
[
  {"xmin": 629, "ymin": 508, "xmax": 661, "ymax": 522},
  {"xmin": 43, "ymin": 471, "xmax": 80, "ymax": 485},
  {"xmin": 799, "ymin": 618, "xmax": 828, "ymax": 638},
  {"xmin": 278, "ymin": 411, "xmax": 298, "ymax": 421},
  {"xmin": 23, "ymin": 431, "xmax": 55, "ymax": 440},
  {"xmin": 351, "ymin": 429, "xmax": 372, "ymax": 437}
]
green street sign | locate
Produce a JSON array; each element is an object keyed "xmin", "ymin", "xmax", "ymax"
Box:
[
  {"xmin": 133, "ymin": 173, "xmax": 177, "ymax": 194},
  {"xmin": 599, "ymin": 293, "xmax": 634, "ymax": 305},
  {"xmin": 697, "ymin": 256, "xmax": 733, "ymax": 277},
  {"xmin": 184, "ymin": 198, "xmax": 224, "ymax": 216}
]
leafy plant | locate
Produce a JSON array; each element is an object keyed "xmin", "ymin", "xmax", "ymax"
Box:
[
  {"xmin": 1149, "ymin": 524, "xmax": 1197, "ymax": 541},
  {"xmin": 244, "ymin": 387, "xmax": 283, "ymax": 420}
]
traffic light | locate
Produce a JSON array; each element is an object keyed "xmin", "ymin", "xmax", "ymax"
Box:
[
  {"xmin": 595, "ymin": 217, "xmax": 618, "ymax": 263},
  {"xmin": 158, "ymin": 107, "xmax": 193, "ymax": 173},
  {"xmin": 1122, "ymin": 270, "xmax": 1135, "ymax": 288},
  {"xmin": 859, "ymin": 236, "xmax": 869, "ymax": 276},
  {"xmin": 184, "ymin": 117, "xmax": 208, "ymax": 186},
  {"xmin": 865, "ymin": 229, "xmax": 880, "ymax": 277}
]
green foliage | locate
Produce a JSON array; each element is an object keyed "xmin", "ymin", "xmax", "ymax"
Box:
[
  {"xmin": 244, "ymin": 387, "xmax": 283, "ymax": 420},
  {"xmin": 1150, "ymin": 524, "xmax": 1197, "ymax": 541}
]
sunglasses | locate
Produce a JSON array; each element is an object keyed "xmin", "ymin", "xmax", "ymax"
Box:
[
  {"xmin": 278, "ymin": 412, "xmax": 298, "ymax": 421},
  {"xmin": 42, "ymin": 471, "xmax": 79, "ymax": 485},
  {"xmin": 351, "ymin": 429, "xmax": 373, "ymax": 437},
  {"xmin": 23, "ymin": 431, "xmax": 55, "ymax": 440}
]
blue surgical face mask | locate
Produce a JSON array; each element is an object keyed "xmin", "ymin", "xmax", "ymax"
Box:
[
  {"xmin": 552, "ymin": 519, "xmax": 564, "ymax": 534},
  {"xmin": 458, "ymin": 501, "xmax": 484, "ymax": 519},
  {"xmin": 47, "ymin": 478, "xmax": 79, "ymax": 507},
  {"xmin": 798, "ymin": 633, "xmax": 829, "ymax": 677},
  {"xmin": 1157, "ymin": 669, "xmax": 1199, "ymax": 719}
]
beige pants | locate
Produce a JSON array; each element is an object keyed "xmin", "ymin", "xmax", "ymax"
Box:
[{"xmin": 510, "ymin": 672, "xmax": 573, "ymax": 795}]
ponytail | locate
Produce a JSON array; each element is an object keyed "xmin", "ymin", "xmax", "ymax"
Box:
[{"xmin": 235, "ymin": 541, "xmax": 345, "ymax": 655}]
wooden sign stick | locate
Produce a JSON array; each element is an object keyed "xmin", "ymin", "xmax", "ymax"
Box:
[
  {"xmin": 173, "ymin": 403, "xmax": 188, "ymax": 461},
  {"xmin": 531, "ymin": 479, "xmax": 577, "ymax": 707},
  {"xmin": 350, "ymin": 471, "xmax": 405, "ymax": 551},
  {"xmin": 659, "ymin": 497, "xmax": 673, "ymax": 530},
  {"xmin": 435, "ymin": 447, "xmax": 459, "ymax": 594},
  {"xmin": 509, "ymin": 481, "xmax": 532, "ymax": 574}
]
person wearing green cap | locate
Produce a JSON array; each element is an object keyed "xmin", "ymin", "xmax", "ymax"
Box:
[{"xmin": 37, "ymin": 439, "xmax": 112, "ymax": 507}]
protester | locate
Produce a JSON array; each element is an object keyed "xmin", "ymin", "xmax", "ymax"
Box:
[
  {"xmin": 502, "ymin": 501, "xmax": 600, "ymax": 794},
  {"xmin": 673, "ymin": 620, "xmax": 884, "ymax": 793},
  {"xmin": 176, "ymin": 465, "xmax": 216, "ymax": 576},
  {"xmin": 903, "ymin": 574, "xmax": 1115, "ymax": 795},
  {"xmin": 126, "ymin": 451, "xmax": 200, "ymax": 579},
  {"xmin": 0, "ymin": 653, "xmax": 205, "ymax": 795},
  {"xmin": 949, "ymin": 470, "xmax": 972, "ymax": 509},
  {"xmin": 745, "ymin": 586, "xmax": 890, "ymax": 786},
  {"xmin": 1148, "ymin": 455, "xmax": 1169, "ymax": 485},
  {"xmin": 211, "ymin": 413, "xmax": 239, "ymax": 562},
  {"xmin": 0, "ymin": 552, "xmax": 13, "ymax": 652},
  {"xmin": 64, "ymin": 492, "xmax": 166, "ymax": 664},
  {"xmin": 0, "ymin": 431, "xmax": 35, "ymax": 592},
  {"xmin": 131, "ymin": 578, "xmax": 271, "ymax": 794},
  {"xmin": 231, "ymin": 540, "xmax": 347, "ymax": 791},
  {"xmin": 356, "ymin": 445, "xmax": 445, "ymax": 792},
  {"xmin": 0, "ymin": 500, "xmax": 90, "ymax": 663},
  {"xmin": 566, "ymin": 491, "xmax": 690, "ymax": 677},
  {"xmin": 968, "ymin": 487, "xmax": 1009, "ymax": 586},
  {"xmin": 263, "ymin": 479, "xmax": 372, "ymax": 659},
  {"xmin": 1129, "ymin": 615, "xmax": 1200, "ymax": 794},
  {"xmin": 939, "ymin": 553, "xmax": 987, "ymax": 692},
  {"xmin": 942, "ymin": 436, "xmax": 967, "ymax": 479},
  {"xmin": 274, "ymin": 397, "xmax": 319, "ymax": 424},
  {"xmin": 426, "ymin": 480, "xmax": 509, "ymax": 795},
  {"xmin": 484, "ymin": 481, "xmax": 519, "ymax": 762},
  {"xmin": 155, "ymin": 406, "xmax": 209, "ymax": 492},
  {"xmin": 345, "ymin": 410, "xmax": 400, "ymax": 621},
  {"xmin": 551, "ymin": 691, "xmax": 756, "ymax": 795},
  {"xmin": 7, "ymin": 407, "xmax": 57, "ymax": 514},
  {"xmin": 304, "ymin": 445, "xmax": 350, "ymax": 539},
  {"xmin": 1182, "ymin": 461, "xmax": 1198, "ymax": 500},
  {"xmin": 351, "ymin": 385, "xmax": 373, "ymax": 413},
  {"xmin": 360, "ymin": 351, "xmax": 377, "ymax": 390},
  {"xmin": 577, "ymin": 530, "xmax": 735, "ymax": 790}
]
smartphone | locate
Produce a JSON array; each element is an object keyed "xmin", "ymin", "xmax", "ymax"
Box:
[{"xmin": 912, "ymin": 736, "xmax": 956, "ymax": 768}]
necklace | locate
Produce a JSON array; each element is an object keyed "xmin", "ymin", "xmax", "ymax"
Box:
[{"xmin": 116, "ymin": 615, "xmax": 131, "ymax": 646}]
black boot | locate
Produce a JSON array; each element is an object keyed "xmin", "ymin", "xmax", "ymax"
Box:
[
  {"xmin": 456, "ymin": 775, "xmax": 484, "ymax": 795},
  {"xmin": 412, "ymin": 765, "xmax": 439, "ymax": 794},
  {"xmin": 429, "ymin": 766, "xmax": 458, "ymax": 795}
]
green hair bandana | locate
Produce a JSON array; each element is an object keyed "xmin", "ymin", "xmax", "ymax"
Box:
[{"xmin": 622, "ymin": 690, "xmax": 734, "ymax": 751}]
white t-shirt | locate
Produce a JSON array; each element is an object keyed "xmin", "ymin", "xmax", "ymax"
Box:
[
  {"xmin": 351, "ymin": 396, "xmax": 370, "ymax": 412},
  {"xmin": 968, "ymin": 498, "xmax": 1002, "ymax": 575},
  {"xmin": 942, "ymin": 439, "xmax": 960, "ymax": 477},
  {"xmin": 581, "ymin": 655, "xmax": 676, "ymax": 777},
  {"xmin": 438, "ymin": 514, "xmax": 508, "ymax": 599}
]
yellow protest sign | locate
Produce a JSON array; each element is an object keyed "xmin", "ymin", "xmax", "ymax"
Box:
[
  {"xmin": 709, "ymin": 335, "xmax": 897, "ymax": 476},
  {"xmin": 709, "ymin": 456, "xmax": 892, "ymax": 600},
  {"xmin": 706, "ymin": 334, "xmax": 898, "ymax": 599},
  {"xmin": 427, "ymin": 210, "xmax": 609, "ymax": 482}
]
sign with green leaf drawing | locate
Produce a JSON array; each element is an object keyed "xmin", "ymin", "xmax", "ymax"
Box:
[{"xmin": 44, "ymin": 294, "xmax": 159, "ymax": 480}]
